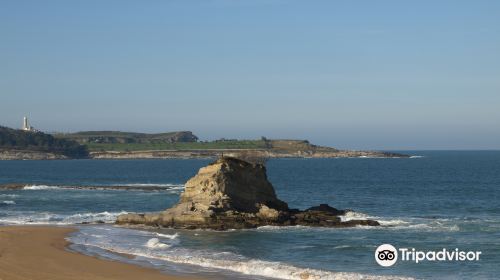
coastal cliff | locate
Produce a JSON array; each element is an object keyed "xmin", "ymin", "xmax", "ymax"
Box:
[
  {"xmin": 117, "ymin": 157, "xmax": 379, "ymax": 230},
  {"xmin": 0, "ymin": 126, "xmax": 88, "ymax": 160},
  {"xmin": 90, "ymin": 148, "xmax": 405, "ymax": 159},
  {"xmin": 87, "ymin": 138, "xmax": 407, "ymax": 159},
  {"xmin": 0, "ymin": 149, "xmax": 68, "ymax": 160},
  {"xmin": 0, "ymin": 124, "xmax": 408, "ymax": 160}
]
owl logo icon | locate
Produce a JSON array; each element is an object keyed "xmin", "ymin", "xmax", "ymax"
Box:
[{"xmin": 375, "ymin": 244, "xmax": 398, "ymax": 267}]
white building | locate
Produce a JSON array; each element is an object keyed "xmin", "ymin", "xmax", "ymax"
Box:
[{"xmin": 22, "ymin": 116, "xmax": 36, "ymax": 132}]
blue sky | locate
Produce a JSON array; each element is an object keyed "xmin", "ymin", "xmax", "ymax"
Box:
[{"xmin": 1, "ymin": 0, "xmax": 499, "ymax": 150}]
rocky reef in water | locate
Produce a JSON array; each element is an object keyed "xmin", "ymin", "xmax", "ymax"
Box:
[{"xmin": 116, "ymin": 157, "xmax": 379, "ymax": 230}]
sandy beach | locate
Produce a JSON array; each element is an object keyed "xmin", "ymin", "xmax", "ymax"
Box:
[{"xmin": 0, "ymin": 226, "xmax": 199, "ymax": 280}]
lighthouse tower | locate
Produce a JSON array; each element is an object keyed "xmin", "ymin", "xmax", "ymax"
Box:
[{"xmin": 22, "ymin": 116, "xmax": 32, "ymax": 131}]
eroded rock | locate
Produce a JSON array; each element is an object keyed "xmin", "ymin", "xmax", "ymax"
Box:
[{"xmin": 116, "ymin": 157, "xmax": 380, "ymax": 230}]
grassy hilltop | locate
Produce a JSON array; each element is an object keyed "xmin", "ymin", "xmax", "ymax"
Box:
[
  {"xmin": 85, "ymin": 140, "xmax": 269, "ymax": 151},
  {"xmin": 53, "ymin": 130, "xmax": 198, "ymax": 144},
  {"xmin": 54, "ymin": 131, "xmax": 320, "ymax": 152}
]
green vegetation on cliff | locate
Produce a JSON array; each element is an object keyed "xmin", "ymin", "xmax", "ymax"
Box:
[
  {"xmin": 54, "ymin": 131, "xmax": 321, "ymax": 152},
  {"xmin": 81, "ymin": 138, "xmax": 328, "ymax": 153},
  {"xmin": 0, "ymin": 126, "xmax": 88, "ymax": 158},
  {"xmin": 85, "ymin": 140, "xmax": 269, "ymax": 151},
  {"xmin": 52, "ymin": 131, "xmax": 328, "ymax": 153},
  {"xmin": 54, "ymin": 130, "xmax": 198, "ymax": 144}
]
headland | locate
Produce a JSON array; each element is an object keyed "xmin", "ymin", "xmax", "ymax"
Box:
[{"xmin": 0, "ymin": 125, "xmax": 408, "ymax": 160}]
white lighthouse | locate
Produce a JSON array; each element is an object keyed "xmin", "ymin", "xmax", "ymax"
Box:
[{"xmin": 22, "ymin": 116, "xmax": 34, "ymax": 131}]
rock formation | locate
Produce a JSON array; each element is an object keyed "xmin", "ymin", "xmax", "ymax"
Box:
[{"xmin": 116, "ymin": 157, "xmax": 379, "ymax": 230}]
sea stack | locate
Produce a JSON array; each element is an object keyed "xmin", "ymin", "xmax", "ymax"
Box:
[{"xmin": 117, "ymin": 157, "xmax": 379, "ymax": 230}]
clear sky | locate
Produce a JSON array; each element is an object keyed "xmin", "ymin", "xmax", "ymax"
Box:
[{"xmin": 1, "ymin": 0, "xmax": 499, "ymax": 150}]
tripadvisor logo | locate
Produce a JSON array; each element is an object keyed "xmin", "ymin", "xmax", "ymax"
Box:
[
  {"xmin": 375, "ymin": 244, "xmax": 398, "ymax": 267},
  {"xmin": 375, "ymin": 244, "xmax": 481, "ymax": 267}
]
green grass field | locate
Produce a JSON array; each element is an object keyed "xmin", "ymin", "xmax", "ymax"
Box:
[{"xmin": 86, "ymin": 140, "xmax": 268, "ymax": 151}]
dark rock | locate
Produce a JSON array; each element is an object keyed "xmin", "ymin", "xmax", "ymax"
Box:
[{"xmin": 305, "ymin": 204, "xmax": 346, "ymax": 215}]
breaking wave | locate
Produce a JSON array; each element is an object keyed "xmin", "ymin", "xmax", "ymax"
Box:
[
  {"xmin": 146, "ymin": 238, "xmax": 171, "ymax": 249},
  {"xmin": 1, "ymin": 200, "xmax": 16, "ymax": 205},
  {"xmin": 69, "ymin": 226, "xmax": 413, "ymax": 280},
  {"xmin": 22, "ymin": 183, "xmax": 184, "ymax": 192},
  {"xmin": 339, "ymin": 210, "xmax": 369, "ymax": 222},
  {"xmin": 254, "ymin": 212, "xmax": 461, "ymax": 233},
  {"xmin": 155, "ymin": 232, "xmax": 179, "ymax": 239},
  {"xmin": 120, "ymin": 183, "xmax": 183, "ymax": 188},
  {"xmin": 23, "ymin": 185, "xmax": 61, "ymax": 190},
  {"xmin": 0, "ymin": 211, "xmax": 128, "ymax": 225}
]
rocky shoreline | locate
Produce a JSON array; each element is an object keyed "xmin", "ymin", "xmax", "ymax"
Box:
[
  {"xmin": 117, "ymin": 157, "xmax": 380, "ymax": 230},
  {"xmin": 91, "ymin": 149, "xmax": 407, "ymax": 159},
  {"xmin": 0, "ymin": 143, "xmax": 408, "ymax": 160},
  {"xmin": 0, "ymin": 149, "xmax": 68, "ymax": 160}
]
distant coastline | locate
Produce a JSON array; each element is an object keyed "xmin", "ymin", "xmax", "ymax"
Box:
[
  {"xmin": 89, "ymin": 148, "xmax": 407, "ymax": 159},
  {"xmin": 0, "ymin": 126, "xmax": 408, "ymax": 160},
  {"xmin": 0, "ymin": 149, "xmax": 409, "ymax": 160},
  {"xmin": 0, "ymin": 147, "xmax": 408, "ymax": 160}
]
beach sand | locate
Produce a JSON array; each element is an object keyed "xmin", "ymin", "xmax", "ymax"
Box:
[{"xmin": 0, "ymin": 226, "xmax": 200, "ymax": 280}]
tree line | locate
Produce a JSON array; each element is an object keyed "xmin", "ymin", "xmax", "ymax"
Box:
[{"xmin": 0, "ymin": 126, "xmax": 89, "ymax": 158}]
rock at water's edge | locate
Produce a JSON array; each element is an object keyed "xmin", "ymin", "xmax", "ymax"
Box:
[{"xmin": 116, "ymin": 157, "xmax": 380, "ymax": 230}]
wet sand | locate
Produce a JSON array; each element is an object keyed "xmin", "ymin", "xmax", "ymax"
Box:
[{"xmin": 0, "ymin": 226, "xmax": 201, "ymax": 280}]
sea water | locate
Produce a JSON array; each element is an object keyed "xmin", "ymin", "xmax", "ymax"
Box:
[{"xmin": 0, "ymin": 151, "xmax": 499, "ymax": 279}]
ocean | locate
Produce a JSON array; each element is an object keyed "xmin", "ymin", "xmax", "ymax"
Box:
[{"xmin": 0, "ymin": 151, "xmax": 499, "ymax": 279}]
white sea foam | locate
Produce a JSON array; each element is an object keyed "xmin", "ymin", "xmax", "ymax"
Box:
[
  {"xmin": 69, "ymin": 226, "xmax": 413, "ymax": 280},
  {"xmin": 0, "ymin": 211, "xmax": 128, "ymax": 225},
  {"xmin": 332, "ymin": 245, "xmax": 351, "ymax": 249},
  {"xmin": 255, "ymin": 214, "xmax": 460, "ymax": 233},
  {"xmin": 121, "ymin": 183, "xmax": 184, "ymax": 188},
  {"xmin": 360, "ymin": 218, "xmax": 460, "ymax": 232},
  {"xmin": 396, "ymin": 223, "xmax": 460, "ymax": 232},
  {"xmin": 155, "ymin": 232, "xmax": 179, "ymax": 239},
  {"xmin": 339, "ymin": 210, "xmax": 369, "ymax": 222},
  {"xmin": 1, "ymin": 200, "xmax": 16, "ymax": 205},
  {"xmin": 293, "ymin": 245, "xmax": 316, "ymax": 249},
  {"xmin": 337, "ymin": 211, "xmax": 459, "ymax": 232},
  {"xmin": 146, "ymin": 238, "xmax": 171, "ymax": 249},
  {"xmin": 409, "ymin": 155, "xmax": 424, "ymax": 158},
  {"xmin": 62, "ymin": 211, "xmax": 129, "ymax": 224},
  {"xmin": 22, "ymin": 183, "xmax": 184, "ymax": 191},
  {"xmin": 255, "ymin": 225, "xmax": 311, "ymax": 232},
  {"xmin": 23, "ymin": 185, "xmax": 61, "ymax": 190},
  {"xmin": 378, "ymin": 219, "xmax": 410, "ymax": 226},
  {"xmin": 0, "ymin": 194, "xmax": 19, "ymax": 198}
]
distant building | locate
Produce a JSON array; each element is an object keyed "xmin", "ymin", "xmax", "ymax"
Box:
[{"xmin": 22, "ymin": 116, "xmax": 37, "ymax": 132}]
